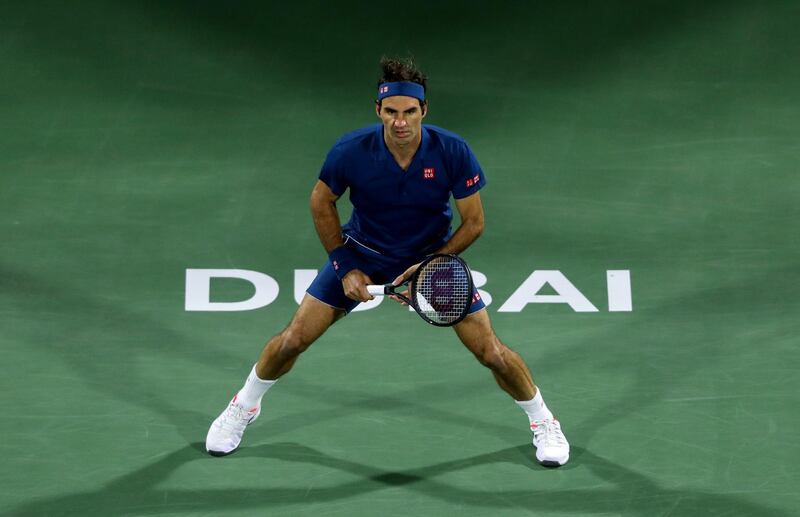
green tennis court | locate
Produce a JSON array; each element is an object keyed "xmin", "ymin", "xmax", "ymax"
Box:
[{"xmin": 2, "ymin": 1, "xmax": 798, "ymax": 515}]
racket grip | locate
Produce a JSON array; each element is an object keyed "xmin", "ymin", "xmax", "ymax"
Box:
[{"xmin": 366, "ymin": 285, "xmax": 387, "ymax": 296}]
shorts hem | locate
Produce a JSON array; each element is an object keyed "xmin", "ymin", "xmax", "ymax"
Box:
[
  {"xmin": 305, "ymin": 292, "xmax": 350, "ymax": 314},
  {"xmin": 467, "ymin": 305, "xmax": 487, "ymax": 316}
]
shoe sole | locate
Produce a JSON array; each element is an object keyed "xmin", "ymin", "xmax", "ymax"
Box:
[
  {"xmin": 538, "ymin": 459, "xmax": 565, "ymax": 468},
  {"xmin": 537, "ymin": 453, "xmax": 569, "ymax": 468},
  {"xmin": 207, "ymin": 448, "xmax": 238, "ymax": 457}
]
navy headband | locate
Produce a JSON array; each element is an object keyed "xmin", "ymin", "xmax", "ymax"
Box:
[{"xmin": 377, "ymin": 81, "xmax": 425, "ymax": 101}]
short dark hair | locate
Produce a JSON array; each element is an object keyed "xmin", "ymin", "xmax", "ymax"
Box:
[{"xmin": 377, "ymin": 56, "xmax": 427, "ymax": 108}]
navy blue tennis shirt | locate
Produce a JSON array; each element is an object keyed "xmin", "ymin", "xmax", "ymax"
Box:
[{"xmin": 319, "ymin": 123, "xmax": 486, "ymax": 259}]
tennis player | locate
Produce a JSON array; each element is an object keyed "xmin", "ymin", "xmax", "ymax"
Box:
[{"xmin": 206, "ymin": 57, "xmax": 570, "ymax": 467}]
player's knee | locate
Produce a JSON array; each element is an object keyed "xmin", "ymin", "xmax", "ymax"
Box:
[
  {"xmin": 476, "ymin": 343, "xmax": 509, "ymax": 373},
  {"xmin": 278, "ymin": 327, "xmax": 313, "ymax": 357}
]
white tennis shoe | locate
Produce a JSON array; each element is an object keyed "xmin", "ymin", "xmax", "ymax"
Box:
[
  {"xmin": 531, "ymin": 419, "xmax": 570, "ymax": 467},
  {"xmin": 205, "ymin": 394, "xmax": 261, "ymax": 457}
]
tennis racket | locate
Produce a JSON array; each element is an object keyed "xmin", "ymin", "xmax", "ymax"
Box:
[{"xmin": 366, "ymin": 253, "xmax": 474, "ymax": 327}]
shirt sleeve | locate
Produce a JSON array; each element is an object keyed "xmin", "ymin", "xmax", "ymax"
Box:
[
  {"xmin": 318, "ymin": 145, "xmax": 348, "ymax": 196},
  {"xmin": 450, "ymin": 141, "xmax": 487, "ymax": 199}
]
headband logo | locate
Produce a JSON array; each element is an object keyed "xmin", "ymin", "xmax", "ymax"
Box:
[{"xmin": 377, "ymin": 81, "xmax": 424, "ymax": 101}]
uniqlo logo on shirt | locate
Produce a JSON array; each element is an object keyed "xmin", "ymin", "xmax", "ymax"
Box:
[
  {"xmin": 466, "ymin": 174, "xmax": 480, "ymax": 188},
  {"xmin": 466, "ymin": 178, "xmax": 474, "ymax": 187},
  {"xmin": 423, "ymin": 167, "xmax": 435, "ymax": 179}
]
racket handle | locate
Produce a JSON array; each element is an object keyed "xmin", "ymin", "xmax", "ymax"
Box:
[{"xmin": 366, "ymin": 285, "xmax": 387, "ymax": 296}]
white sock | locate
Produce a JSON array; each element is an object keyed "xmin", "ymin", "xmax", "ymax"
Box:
[
  {"xmin": 515, "ymin": 388, "xmax": 555, "ymax": 424},
  {"xmin": 235, "ymin": 364, "xmax": 276, "ymax": 409}
]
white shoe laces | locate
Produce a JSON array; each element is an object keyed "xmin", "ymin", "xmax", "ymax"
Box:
[
  {"xmin": 533, "ymin": 420, "xmax": 568, "ymax": 448},
  {"xmin": 217, "ymin": 403, "xmax": 253, "ymax": 434}
]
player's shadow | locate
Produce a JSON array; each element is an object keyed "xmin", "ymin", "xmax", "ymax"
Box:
[
  {"xmin": 6, "ymin": 260, "xmax": 796, "ymax": 516},
  {"xmin": 0, "ymin": 262, "xmax": 246, "ymax": 444},
  {"xmin": 8, "ymin": 441, "xmax": 790, "ymax": 516},
  {"xmin": 1, "ymin": 261, "xmax": 528, "ymax": 461}
]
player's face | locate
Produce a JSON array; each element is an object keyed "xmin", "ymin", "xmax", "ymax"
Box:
[{"xmin": 376, "ymin": 96, "xmax": 427, "ymax": 146}]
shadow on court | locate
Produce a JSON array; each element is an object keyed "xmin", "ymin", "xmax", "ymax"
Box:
[
  {"xmin": 0, "ymin": 263, "xmax": 224, "ymax": 444},
  {"xmin": 8, "ymin": 442, "xmax": 789, "ymax": 516},
  {"xmin": 5, "ymin": 260, "xmax": 797, "ymax": 515},
  {"xmin": 0, "ymin": 261, "xmax": 524, "ymax": 448}
]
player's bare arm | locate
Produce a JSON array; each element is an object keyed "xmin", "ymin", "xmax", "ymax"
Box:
[
  {"xmin": 309, "ymin": 180, "xmax": 345, "ymax": 252},
  {"xmin": 309, "ymin": 180, "xmax": 374, "ymax": 302},
  {"xmin": 436, "ymin": 191, "xmax": 485, "ymax": 255}
]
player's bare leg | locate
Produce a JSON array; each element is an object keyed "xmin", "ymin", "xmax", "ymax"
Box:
[
  {"xmin": 453, "ymin": 309, "xmax": 535, "ymax": 400},
  {"xmin": 206, "ymin": 294, "xmax": 344, "ymax": 456},
  {"xmin": 454, "ymin": 309, "xmax": 570, "ymax": 466},
  {"xmin": 256, "ymin": 294, "xmax": 346, "ymax": 380}
]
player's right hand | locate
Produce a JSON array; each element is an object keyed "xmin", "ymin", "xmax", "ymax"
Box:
[{"xmin": 342, "ymin": 269, "xmax": 375, "ymax": 302}]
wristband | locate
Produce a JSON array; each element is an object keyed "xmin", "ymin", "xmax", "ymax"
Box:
[{"xmin": 328, "ymin": 245, "xmax": 359, "ymax": 281}]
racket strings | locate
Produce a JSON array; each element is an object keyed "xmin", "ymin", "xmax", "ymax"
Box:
[{"xmin": 414, "ymin": 256, "xmax": 472, "ymax": 324}]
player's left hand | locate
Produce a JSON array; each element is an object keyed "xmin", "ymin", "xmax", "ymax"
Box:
[{"xmin": 390, "ymin": 262, "xmax": 421, "ymax": 305}]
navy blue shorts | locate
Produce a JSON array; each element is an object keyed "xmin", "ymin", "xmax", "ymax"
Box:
[{"xmin": 307, "ymin": 237, "xmax": 486, "ymax": 315}]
